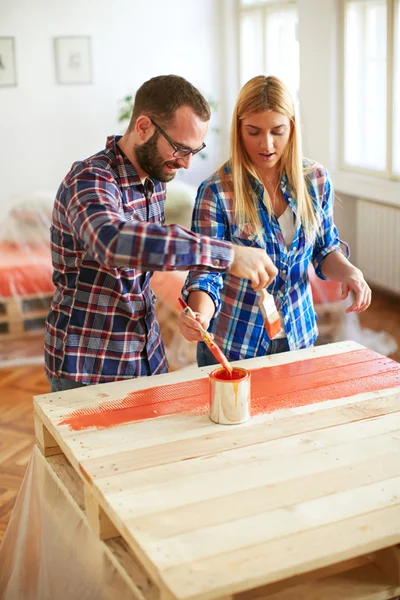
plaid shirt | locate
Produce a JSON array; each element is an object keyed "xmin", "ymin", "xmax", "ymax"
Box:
[
  {"xmin": 45, "ymin": 136, "xmax": 233, "ymax": 384},
  {"xmin": 183, "ymin": 160, "xmax": 349, "ymax": 360}
]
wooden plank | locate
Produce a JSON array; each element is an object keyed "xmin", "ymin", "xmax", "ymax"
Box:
[
  {"xmin": 34, "ymin": 413, "xmax": 62, "ymax": 456},
  {"xmin": 44, "ymin": 351, "xmax": 400, "ymax": 432},
  {"xmin": 38, "ymin": 384, "xmax": 400, "ymax": 465},
  {"xmin": 138, "ymin": 476, "xmax": 400, "ymax": 569},
  {"xmin": 237, "ymin": 562, "xmax": 400, "ymax": 600},
  {"xmin": 80, "ymin": 394, "xmax": 400, "ymax": 477},
  {"xmin": 84, "ymin": 483, "xmax": 119, "ymax": 541},
  {"xmin": 33, "ymin": 341, "xmax": 365, "ymax": 416},
  {"xmin": 233, "ymin": 555, "xmax": 372, "ymax": 598},
  {"xmin": 160, "ymin": 504, "xmax": 400, "ymax": 599},
  {"xmin": 126, "ymin": 451, "xmax": 400, "ymax": 540},
  {"xmin": 96, "ymin": 427, "xmax": 400, "ymax": 518}
]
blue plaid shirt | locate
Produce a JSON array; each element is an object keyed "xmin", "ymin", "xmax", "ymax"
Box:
[
  {"xmin": 45, "ymin": 136, "xmax": 233, "ymax": 384},
  {"xmin": 183, "ymin": 160, "xmax": 349, "ymax": 360}
]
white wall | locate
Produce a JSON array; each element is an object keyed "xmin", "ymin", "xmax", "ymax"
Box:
[
  {"xmin": 298, "ymin": 0, "xmax": 338, "ymax": 171},
  {"xmin": 0, "ymin": 0, "xmax": 223, "ymax": 218}
]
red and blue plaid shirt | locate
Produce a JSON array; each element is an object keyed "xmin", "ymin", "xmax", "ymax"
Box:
[
  {"xmin": 45, "ymin": 136, "xmax": 233, "ymax": 384},
  {"xmin": 183, "ymin": 160, "xmax": 349, "ymax": 360}
]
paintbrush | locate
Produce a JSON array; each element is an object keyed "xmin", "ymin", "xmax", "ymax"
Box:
[
  {"xmin": 178, "ymin": 298, "xmax": 233, "ymax": 375},
  {"xmin": 259, "ymin": 288, "xmax": 282, "ymax": 339}
]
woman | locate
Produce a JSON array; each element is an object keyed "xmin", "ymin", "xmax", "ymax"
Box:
[{"xmin": 178, "ymin": 75, "xmax": 371, "ymax": 366}]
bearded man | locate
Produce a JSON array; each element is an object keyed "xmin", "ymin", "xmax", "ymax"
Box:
[{"xmin": 45, "ymin": 75, "xmax": 276, "ymax": 391}]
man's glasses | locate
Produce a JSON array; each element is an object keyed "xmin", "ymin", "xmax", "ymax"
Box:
[{"xmin": 151, "ymin": 119, "xmax": 206, "ymax": 158}]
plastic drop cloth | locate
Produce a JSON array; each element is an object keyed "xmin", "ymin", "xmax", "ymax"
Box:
[
  {"xmin": 309, "ymin": 267, "xmax": 398, "ymax": 357},
  {"xmin": 0, "ymin": 446, "xmax": 134, "ymax": 600}
]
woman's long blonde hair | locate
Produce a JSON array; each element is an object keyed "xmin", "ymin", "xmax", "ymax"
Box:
[{"xmin": 220, "ymin": 75, "xmax": 318, "ymax": 237}]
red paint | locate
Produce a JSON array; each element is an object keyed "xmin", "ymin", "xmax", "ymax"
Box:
[
  {"xmin": 264, "ymin": 318, "xmax": 281, "ymax": 339},
  {"xmin": 207, "ymin": 342, "xmax": 233, "ymax": 375},
  {"xmin": 58, "ymin": 349, "xmax": 400, "ymax": 431},
  {"xmin": 209, "ymin": 367, "xmax": 249, "ymax": 381}
]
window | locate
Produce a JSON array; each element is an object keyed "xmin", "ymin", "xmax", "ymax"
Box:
[
  {"xmin": 239, "ymin": 0, "xmax": 300, "ymax": 109},
  {"xmin": 393, "ymin": 0, "xmax": 400, "ymax": 174},
  {"xmin": 342, "ymin": 0, "xmax": 400, "ymax": 179}
]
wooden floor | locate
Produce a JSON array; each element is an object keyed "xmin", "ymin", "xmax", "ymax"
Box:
[
  {"xmin": 0, "ymin": 287, "xmax": 399, "ymax": 544},
  {"xmin": 0, "ymin": 366, "xmax": 48, "ymax": 542}
]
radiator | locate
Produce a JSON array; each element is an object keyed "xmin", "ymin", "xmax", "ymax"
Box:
[{"xmin": 356, "ymin": 199, "xmax": 400, "ymax": 294}]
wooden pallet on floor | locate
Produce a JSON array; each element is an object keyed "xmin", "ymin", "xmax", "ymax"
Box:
[{"xmin": 0, "ymin": 293, "xmax": 52, "ymax": 336}]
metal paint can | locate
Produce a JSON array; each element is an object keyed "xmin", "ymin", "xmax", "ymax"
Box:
[{"xmin": 209, "ymin": 367, "xmax": 251, "ymax": 425}]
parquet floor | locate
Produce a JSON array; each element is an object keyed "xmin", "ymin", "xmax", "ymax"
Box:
[
  {"xmin": 0, "ymin": 287, "xmax": 399, "ymax": 544},
  {"xmin": 0, "ymin": 366, "xmax": 48, "ymax": 542}
]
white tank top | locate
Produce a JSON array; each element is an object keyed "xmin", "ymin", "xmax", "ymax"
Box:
[{"xmin": 274, "ymin": 205, "xmax": 295, "ymax": 340}]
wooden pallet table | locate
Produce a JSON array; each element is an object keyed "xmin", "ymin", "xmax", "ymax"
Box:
[{"xmin": 33, "ymin": 341, "xmax": 400, "ymax": 600}]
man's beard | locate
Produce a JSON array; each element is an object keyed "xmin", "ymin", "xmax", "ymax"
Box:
[{"xmin": 135, "ymin": 133, "xmax": 181, "ymax": 182}]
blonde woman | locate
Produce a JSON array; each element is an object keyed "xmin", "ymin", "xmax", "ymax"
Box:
[{"xmin": 178, "ymin": 75, "xmax": 371, "ymax": 366}]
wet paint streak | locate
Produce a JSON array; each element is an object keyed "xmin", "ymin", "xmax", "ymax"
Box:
[
  {"xmin": 59, "ymin": 392, "xmax": 208, "ymax": 431},
  {"xmin": 58, "ymin": 349, "xmax": 400, "ymax": 431}
]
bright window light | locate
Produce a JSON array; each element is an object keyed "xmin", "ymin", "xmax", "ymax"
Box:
[
  {"xmin": 239, "ymin": 1, "xmax": 299, "ymax": 111},
  {"xmin": 240, "ymin": 11, "xmax": 264, "ymax": 85},
  {"xmin": 343, "ymin": 0, "xmax": 387, "ymax": 171},
  {"xmin": 264, "ymin": 4, "xmax": 299, "ymax": 109},
  {"xmin": 393, "ymin": 0, "xmax": 400, "ymax": 174}
]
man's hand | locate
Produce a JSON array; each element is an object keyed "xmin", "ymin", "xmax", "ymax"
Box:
[
  {"xmin": 341, "ymin": 268, "xmax": 372, "ymax": 313},
  {"xmin": 229, "ymin": 245, "xmax": 278, "ymax": 291}
]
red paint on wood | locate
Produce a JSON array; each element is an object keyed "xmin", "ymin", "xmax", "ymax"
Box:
[{"xmin": 58, "ymin": 349, "xmax": 400, "ymax": 431}]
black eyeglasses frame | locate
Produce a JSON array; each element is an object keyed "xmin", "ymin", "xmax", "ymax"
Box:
[{"xmin": 150, "ymin": 119, "xmax": 206, "ymax": 158}]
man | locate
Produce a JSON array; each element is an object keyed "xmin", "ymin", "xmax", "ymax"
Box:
[{"xmin": 45, "ymin": 75, "xmax": 276, "ymax": 391}]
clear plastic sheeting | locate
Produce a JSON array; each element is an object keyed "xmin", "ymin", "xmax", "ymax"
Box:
[
  {"xmin": 309, "ymin": 266, "xmax": 398, "ymax": 356},
  {"xmin": 336, "ymin": 299, "xmax": 398, "ymax": 356},
  {"xmin": 0, "ymin": 447, "xmax": 134, "ymax": 600}
]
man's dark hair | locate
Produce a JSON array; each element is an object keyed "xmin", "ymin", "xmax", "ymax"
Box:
[{"xmin": 128, "ymin": 75, "xmax": 210, "ymax": 131}]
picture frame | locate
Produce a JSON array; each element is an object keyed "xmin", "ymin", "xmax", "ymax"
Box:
[
  {"xmin": 54, "ymin": 36, "xmax": 92, "ymax": 85},
  {"xmin": 0, "ymin": 37, "xmax": 17, "ymax": 87}
]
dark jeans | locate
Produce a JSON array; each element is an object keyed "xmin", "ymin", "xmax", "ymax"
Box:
[
  {"xmin": 196, "ymin": 337, "xmax": 290, "ymax": 367},
  {"xmin": 46, "ymin": 375, "xmax": 87, "ymax": 393}
]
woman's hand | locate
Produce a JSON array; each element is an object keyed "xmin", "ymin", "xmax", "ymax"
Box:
[
  {"xmin": 341, "ymin": 268, "xmax": 372, "ymax": 313},
  {"xmin": 177, "ymin": 310, "xmax": 211, "ymax": 342},
  {"xmin": 320, "ymin": 252, "xmax": 371, "ymax": 314}
]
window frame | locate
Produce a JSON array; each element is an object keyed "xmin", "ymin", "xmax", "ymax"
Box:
[
  {"xmin": 339, "ymin": 0, "xmax": 398, "ymax": 181},
  {"xmin": 238, "ymin": 0, "xmax": 299, "ymax": 89}
]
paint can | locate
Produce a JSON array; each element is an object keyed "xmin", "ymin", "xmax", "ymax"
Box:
[{"xmin": 209, "ymin": 367, "xmax": 251, "ymax": 425}]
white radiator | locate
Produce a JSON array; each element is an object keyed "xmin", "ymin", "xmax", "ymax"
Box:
[{"xmin": 356, "ymin": 199, "xmax": 400, "ymax": 294}]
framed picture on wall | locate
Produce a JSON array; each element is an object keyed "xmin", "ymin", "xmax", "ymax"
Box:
[
  {"xmin": 0, "ymin": 37, "xmax": 17, "ymax": 87},
  {"xmin": 54, "ymin": 36, "xmax": 92, "ymax": 84}
]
